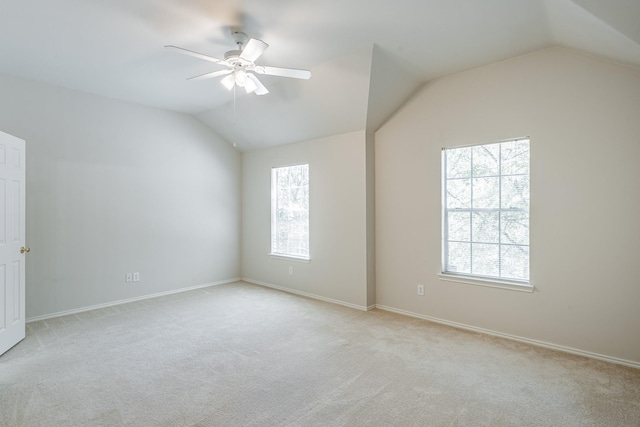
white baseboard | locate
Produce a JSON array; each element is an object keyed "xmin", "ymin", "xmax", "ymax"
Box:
[
  {"xmin": 28, "ymin": 277, "xmax": 638, "ymax": 369},
  {"xmin": 242, "ymin": 277, "xmax": 372, "ymax": 312},
  {"xmin": 242, "ymin": 279, "xmax": 639, "ymax": 368},
  {"xmin": 26, "ymin": 278, "xmax": 241, "ymax": 323},
  {"xmin": 375, "ymin": 304, "xmax": 640, "ymax": 370}
]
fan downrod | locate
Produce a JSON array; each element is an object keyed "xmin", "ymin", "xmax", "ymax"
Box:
[{"xmin": 230, "ymin": 31, "xmax": 249, "ymax": 49}]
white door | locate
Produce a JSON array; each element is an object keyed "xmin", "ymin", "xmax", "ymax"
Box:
[{"xmin": 0, "ymin": 131, "xmax": 26, "ymax": 356}]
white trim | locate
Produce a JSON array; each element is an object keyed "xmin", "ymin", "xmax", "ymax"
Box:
[
  {"xmin": 268, "ymin": 253, "xmax": 310, "ymax": 263},
  {"xmin": 271, "ymin": 161, "xmax": 309, "ymax": 169},
  {"xmin": 242, "ymin": 277, "xmax": 371, "ymax": 312},
  {"xmin": 26, "ymin": 278, "xmax": 241, "ymax": 323},
  {"xmin": 438, "ymin": 273, "xmax": 534, "ymax": 293},
  {"xmin": 375, "ymin": 304, "xmax": 640, "ymax": 370},
  {"xmin": 442, "ymin": 136, "xmax": 530, "ymax": 151}
]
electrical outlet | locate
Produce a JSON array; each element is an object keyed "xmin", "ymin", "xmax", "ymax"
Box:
[
  {"xmin": 417, "ymin": 284, "xmax": 425, "ymax": 296},
  {"xmin": 288, "ymin": 266, "xmax": 294, "ymax": 275},
  {"xmin": 126, "ymin": 273, "xmax": 133, "ymax": 283},
  {"xmin": 133, "ymin": 272, "xmax": 140, "ymax": 282}
]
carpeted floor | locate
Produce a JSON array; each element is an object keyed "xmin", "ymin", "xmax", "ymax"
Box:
[{"xmin": 1, "ymin": 281, "xmax": 639, "ymax": 426}]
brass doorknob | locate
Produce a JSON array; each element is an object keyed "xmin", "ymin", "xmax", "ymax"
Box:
[{"xmin": 20, "ymin": 247, "xmax": 30, "ymax": 254}]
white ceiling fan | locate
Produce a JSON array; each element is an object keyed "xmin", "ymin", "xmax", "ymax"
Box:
[{"xmin": 166, "ymin": 31, "xmax": 311, "ymax": 96}]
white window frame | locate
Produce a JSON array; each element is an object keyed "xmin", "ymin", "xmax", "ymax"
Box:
[
  {"xmin": 440, "ymin": 138, "xmax": 532, "ymax": 292},
  {"xmin": 270, "ymin": 163, "xmax": 310, "ymax": 261}
]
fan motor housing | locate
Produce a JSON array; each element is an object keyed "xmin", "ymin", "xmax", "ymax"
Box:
[{"xmin": 224, "ymin": 50, "xmax": 253, "ymax": 69}]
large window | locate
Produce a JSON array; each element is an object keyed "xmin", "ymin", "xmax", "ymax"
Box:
[
  {"xmin": 271, "ymin": 164, "xmax": 310, "ymax": 259},
  {"xmin": 442, "ymin": 138, "xmax": 530, "ymax": 284}
]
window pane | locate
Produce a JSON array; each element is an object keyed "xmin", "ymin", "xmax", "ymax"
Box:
[
  {"xmin": 447, "ymin": 242, "xmax": 471, "ymax": 274},
  {"xmin": 473, "ymin": 177, "xmax": 499, "ymax": 208},
  {"xmin": 501, "ymin": 140, "xmax": 530, "ymax": 175},
  {"xmin": 472, "ymin": 144, "xmax": 499, "ymax": 177},
  {"xmin": 501, "ymin": 175, "xmax": 529, "ymax": 210},
  {"xmin": 501, "ymin": 211, "xmax": 528, "ymax": 245},
  {"xmin": 446, "ymin": 147, "xmax": 472, "ymax": 178},
  {"xmin": 501, "ymin": 245, "xmax": 529, "ymax": 281},
  {"xmin": 472, "ymin": 211, "xmax": 499, "ymax": 243},
  {"xmin": 448, "ymin": 211, "xmax": 470, "ymax": 242},
  {"xmin": 446, "ymin": 178, "xmax": 471, "ymax": 209},
  {"xmin": 472, "ymin": 243, "xmax": 499, "ymax": 277}
]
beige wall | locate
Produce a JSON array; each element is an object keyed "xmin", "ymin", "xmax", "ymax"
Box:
[
  {"xmin": 242, "ymin": 131, "xmax": 370, "ymax": 308},
  {"xmin": 375, "ymin": 47, "xmax": 640, "ymax": 364},
  {"xmin": 0, "ymin": 73, "xmax": 241, "ymax": 319}
]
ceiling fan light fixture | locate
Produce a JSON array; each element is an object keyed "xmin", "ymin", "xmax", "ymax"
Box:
[
  {"xmin": 220, "ymin": 73, "xmax": 235, "ymax": 91},
  {"xmin": 234, "ymin": 70, "xmax": 249, "ymax": 87}
]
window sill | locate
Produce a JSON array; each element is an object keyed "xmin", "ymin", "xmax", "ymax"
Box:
[
  {"xmin": 268, "ymin": 253, "xmax": 310, "ymax": 263},
  {"xmin": 438, "ymin": 273, "xmax": 533, "ymax": 293}
]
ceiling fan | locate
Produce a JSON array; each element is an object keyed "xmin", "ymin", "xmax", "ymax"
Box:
[{"xmin": 166, "ymin": 31, "xmax": 311, "ymax": 96}]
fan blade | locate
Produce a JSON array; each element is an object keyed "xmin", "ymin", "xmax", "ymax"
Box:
[
  {"xmin": 188, "ymin": 69, "xmax": 233, "ymax": 81},
  {"xmin": 240, "ymin": 38, "xmax": 268, "ymax": 62},
  {"xmin": 248, "ymin": 74, "xmax": 269, "ymax": 95},
  {"xmin": 244, "ymin": 77, "xmax": 258, "ymax": 94},
  {"xmin": 254, "ymin": 66, "xmax": 311, "ymax": 80},
  {"xmin": 165, "ymin": 45, "xmax": 229, "ymax": 66}
]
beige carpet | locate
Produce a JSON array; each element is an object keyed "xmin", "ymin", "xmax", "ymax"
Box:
[{"xmin": 1, "ymin": 281, "xmax": 639, "ymax": 426}]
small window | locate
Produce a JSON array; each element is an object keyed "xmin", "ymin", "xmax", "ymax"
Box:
[
  {"xmin": 271, "ymin": 164, "xmax": 310, "ymax": 260},
  {"xmin": 442, "ymin": 138, "xmax": 530, "ymax": 284}
]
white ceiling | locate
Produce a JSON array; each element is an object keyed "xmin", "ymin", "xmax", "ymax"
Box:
[{"xmin": 0, "ymin": 0, "xmax": 638, "ymax": 150}]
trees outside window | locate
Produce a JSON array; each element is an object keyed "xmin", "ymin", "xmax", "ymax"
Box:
[
  {"xmin": 442, "ymin": 139, "xmax": 530, "ymax": 283},
  {"xmin": 271, "ymin": 164, "xmax": 309, "ymax": 259}
]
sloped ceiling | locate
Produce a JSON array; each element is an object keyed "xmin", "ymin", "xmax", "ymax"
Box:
[
  {"xmin": 197, "ymin": 47, "xmax": 373, "ymax": 150},
  {"xmin": 568, "ymin": 0, "xmax": 640, "ymax": 45},
  {"xmin": 0, "ymin": 0, "xmax": 638, "ymax": 151}
]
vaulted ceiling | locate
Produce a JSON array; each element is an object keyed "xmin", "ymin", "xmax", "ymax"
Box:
[{"xmin": 1, "ymin": 0, "xmax": 638, "ymax": 150}]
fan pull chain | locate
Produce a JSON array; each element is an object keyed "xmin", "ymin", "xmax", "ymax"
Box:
[
  {"xmin": 233, "ymin": 85, "xmax": 237, "ymax": 126},
  {"xmin": 231, "ymin": 85, "xmax": 238, "ymax": 148}
]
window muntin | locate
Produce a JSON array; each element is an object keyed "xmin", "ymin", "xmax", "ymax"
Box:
[
  {"xmin": 271, "ymin": 164, "xmax": 309, "ymax": 259},
  {"xmin": 442, "ymin": 139, "xmax": 530, "ymax": 283}
]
